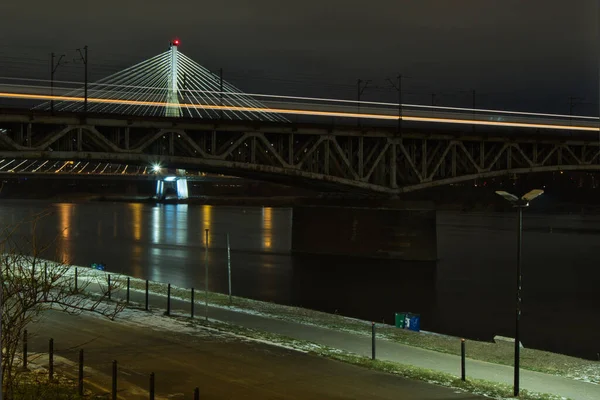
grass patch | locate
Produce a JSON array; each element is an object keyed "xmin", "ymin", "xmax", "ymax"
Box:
[
  {"xmin": 320, "ymin": 351, "xmax": 568, "ymax": 400},
  {"xmin": 82, "ymin": 268, "xmax": 599, "ymax": 385},
  {"xmin": 11, "ymin": 369, "xmax": 87, "ymax": 400},
  {"xmin": 170, "ymin": 314, "xmax": 569, "ymax": 400}
]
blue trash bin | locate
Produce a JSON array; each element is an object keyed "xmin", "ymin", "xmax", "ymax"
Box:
[{"xmin": 404, "ymin": 313, "xmax": 421, "ymax": 332}]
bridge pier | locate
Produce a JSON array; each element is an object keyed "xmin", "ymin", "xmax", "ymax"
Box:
[
  {"xmin": 154, "ymin": 169, "xmax": 189, "ymax": 200},
  {"xmin": 176, "ymin": 178, "xmax": 189, "ymax": 199},
  {"xmin": 291, "ymin": 200, "xmax": 437, "ymax": 261},
  {"xmin": 155, "ymin": 180, "xmax": 165, "ymax": 200}
]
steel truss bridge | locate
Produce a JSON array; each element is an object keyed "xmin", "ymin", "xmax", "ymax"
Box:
[
  {"xmin": 0, "ymin": 40, "xmax": 599, "ymax": 194},
  {"xmin": 0, "ymin": 109, "xmax": 598, "ymax": 194}
]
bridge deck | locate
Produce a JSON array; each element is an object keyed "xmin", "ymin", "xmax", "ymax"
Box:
[{"xmin": 0, "ymin": 108, "xmax": 598, "ymax": 193}]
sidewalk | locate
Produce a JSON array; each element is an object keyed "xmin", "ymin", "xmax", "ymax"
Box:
[{"xmin": 89, "ymin": 279, "xmax": 599, "ymax": 400}]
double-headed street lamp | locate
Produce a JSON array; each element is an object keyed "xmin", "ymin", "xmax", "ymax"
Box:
[{"xmin": 495, "ymin": 189, "xmax": 544, "ymax": 397}]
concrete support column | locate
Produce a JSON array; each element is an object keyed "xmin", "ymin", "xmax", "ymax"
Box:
[
  {"xmin": 156, "ymin": 180, "xmax": 165, "ymax": 200},
  {"xmin": 175, "ymin": 169, "xmax": 188, "ymax": 199},
  {"xmin": 176, "ymin": 179, "xmax": 189, "ymax": 199}
]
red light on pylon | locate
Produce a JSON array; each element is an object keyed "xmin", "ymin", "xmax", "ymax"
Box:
[{"xmin": 173, "ymin": 39, "xmax": 180, "ymax": 46}]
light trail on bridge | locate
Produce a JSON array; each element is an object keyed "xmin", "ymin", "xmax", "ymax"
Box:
[
  {"xmin": 1, "ymin": 91, "xmax": 599, "ymax": 133},
  {"xmin": 2, "ymin": 75, "xmax": 598, "ymax": 121}
]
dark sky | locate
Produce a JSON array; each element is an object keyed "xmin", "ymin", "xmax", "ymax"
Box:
[{"xmin": 1, "ymin": 0, "xmax": 598, "ymax": 114}]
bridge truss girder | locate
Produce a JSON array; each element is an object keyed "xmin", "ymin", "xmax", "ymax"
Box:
[{"xmin": 0, "ymin": 114, "xmax": 599, "ymax": 194}]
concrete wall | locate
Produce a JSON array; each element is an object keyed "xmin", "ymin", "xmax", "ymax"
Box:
[{"xmin": 291, "ymin": 203, "xmax": 437, "ymax": 261}]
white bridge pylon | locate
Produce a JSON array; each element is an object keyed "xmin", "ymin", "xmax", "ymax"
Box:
[{"xmin": 36, "ymin": 39, "xmax": 288, "ymax": 122}]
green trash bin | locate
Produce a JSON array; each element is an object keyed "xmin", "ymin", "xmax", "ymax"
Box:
[{"xmin": 395, "ymin": 312, "xmax": 406, "ymax": 328}]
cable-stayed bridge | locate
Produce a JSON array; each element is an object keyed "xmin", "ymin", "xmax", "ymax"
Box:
[
  {"xmin": 32, "ymin": 41, "xmax": 287, "ymax": 122},
  {"xmin": 0, "ymin": 40, "xmax": 599, "ymax": 195}
]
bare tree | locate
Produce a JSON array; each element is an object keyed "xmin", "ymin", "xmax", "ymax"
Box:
[{"xmin": 1, "ymin": 210, "xmax": 124, "ymax": 399}]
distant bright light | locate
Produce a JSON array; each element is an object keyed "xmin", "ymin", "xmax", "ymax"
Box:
[
  {"xmin": 163, "ymin": 176, "xmax": 177, "ymax": 182},
  {"xmin": 152, "ymin": 164, "xmax": 161, "ymax": 172}
]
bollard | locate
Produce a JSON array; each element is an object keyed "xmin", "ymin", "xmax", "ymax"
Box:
[
  {"xmin": 22, "ymin": 329, "xmax": 28, "ymax": 369},
  {"xmin": 78, "ymin": 349, "xmax": 84, "ymax": 396},
  {"xmin": 194, "ymin": 387, "xmax": 199, "ymax": 400},
  {"xmin": 227, "ymin": 232, "xmax": 232, "ymax": 305},
  {"xmin": 145, "ymin": 280, "xmax": 149, "ymax": 311},
  {"xmin": 112, "ymin": 360, "xmax": 117, "ymax": 400},
  {"xmin": 371, "ymin": 322, "xmax": 376, "ymax": 360},
  {"xmin": 461, "ymin": 339, "xmax": 466, "ymax": 381},
  {"xmin": 204, "ymin": 229, "xmax": 209, "ymax": 322},
  {"xmin": 149, "ymin": 372, "xmax": 155, "ymax": 400},
  {"xmin": 126, "ymin": 277, "xmax": 130, "ymax": 304},
  {"xmin": 108, "ymin": 274, "xmax": 111, "ymax": 300},
  {"xmin": 49, "ymin": 338, "xmax": 54, "ymax": 381},
  {"xmin": 166, "ymin": 283, "xmax": 171, "ymax": 316},
  {"xmin": 191, "ymin": 287, "xmax": 195, "ymax": 318},
  {"xmin": 75, "ymin": 267, "xmax": 78, "ymax": 292}
]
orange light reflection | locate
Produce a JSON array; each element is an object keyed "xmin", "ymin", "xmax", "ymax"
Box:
[
  {"xmin": 202, "ymin": 205, "xmax": 212, "ymax": 246},
  {"xmin": 129, "ymin": 203, "xmax": 142, "ymax": 241},
  {"xmin": 57, "ymin": 203, "xmax": 73, "ymax": 264},
  {"xmin": 262, "ymin": 207, "xmax": 272, "ymax": 250}
]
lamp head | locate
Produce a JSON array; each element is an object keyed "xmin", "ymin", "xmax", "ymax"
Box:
[
  {"xmin": 495, "ymin": 189, "xmax": 544, "ymax": 207},
  {"xmin": 495, "ymin": 191, "xmax": 519, "ymax": 203}
]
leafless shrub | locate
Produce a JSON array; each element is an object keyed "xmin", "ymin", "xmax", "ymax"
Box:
[{"xmin": 1, "ymin": 209, "xmax": 124, "ymax": 398}]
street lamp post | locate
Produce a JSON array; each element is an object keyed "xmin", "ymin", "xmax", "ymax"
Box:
[
  {"xmin": 495, "ymin": 189, "xmax": 544, "ymax": 397},
  {"xmin": 76, "ymin": 46, "xmax": 89, "ymax": 113},
  {"xmin": 1, "ymin": 263, "xmax": 3, "ymax": 400}
]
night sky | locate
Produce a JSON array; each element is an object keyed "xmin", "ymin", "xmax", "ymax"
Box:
[{"xmin": 1, "ymin": 1, "xmax": 599, "ymax": 114}]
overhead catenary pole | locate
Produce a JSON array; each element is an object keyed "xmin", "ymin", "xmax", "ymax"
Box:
[
  {"xmin": 398, "ymin": 74, "xmax": 402, "ymax": 134},
  {"xmin": 76, "ymin": 46, "xmax": 88, "ymax": 113},
  {"xmin": 84, "ymin": 46, "xmax": 88, "ymax": 113},
  {"xmin": 386, "ymin": 74, "xmax": 403, "ymax": 134},
  {"xmin": 50, "ymin": 53, "xmax": 66, "ymax": 114},
  {"xmin": 357, "ymin": 79, "xmax": 371, "ymax": 127},
  {"xmin": 50, "ymin": 53, "xmax": 54, "ymax": 113},
  {"xmin": 472, "ymin": 89, "xmax": 476, "ymax": 133}
]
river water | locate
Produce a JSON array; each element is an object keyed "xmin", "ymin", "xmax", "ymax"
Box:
[{"xmin": 1, "ymin": 200, "xmax": 598, "ymax": 359}]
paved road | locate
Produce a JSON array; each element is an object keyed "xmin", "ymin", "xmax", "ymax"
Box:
[
  {"xmin": 27, "ymin": 310, "xmax": 483, "ymax": 400},
  {"xmin": 109, "ymin": 285, "xmax": 598, "ymax": 400}
]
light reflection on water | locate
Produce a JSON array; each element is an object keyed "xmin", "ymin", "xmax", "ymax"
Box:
[
  {"xmin": 0, "ymin": 201, "xmax": 599, "ymax": 359},
  {"xmin": 57, "ymin": 203, "xmax": 73, "ymax": 264},
  {"xmin": 129, "ymin": 203, "xmax": 142, "ymax": 241},
  {"xmin": 202, "ymin": 205, "xmax": 212, "ymax": 245},
  {"xmin": 262, "ymin": 207, "xmax": 272, "ymax": 250}
]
